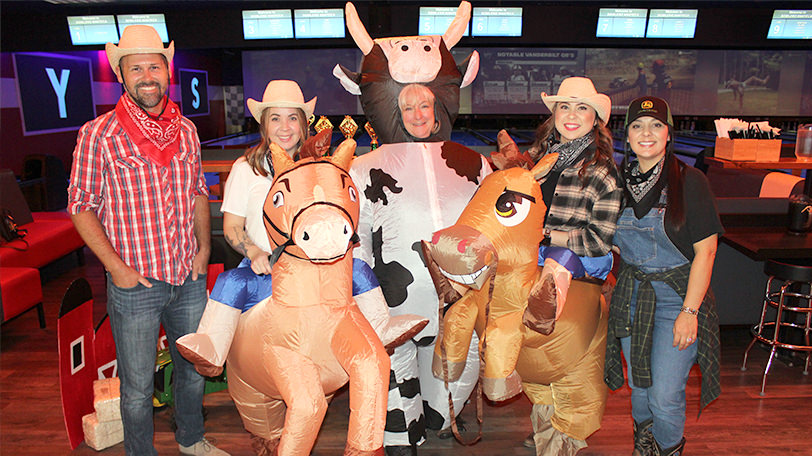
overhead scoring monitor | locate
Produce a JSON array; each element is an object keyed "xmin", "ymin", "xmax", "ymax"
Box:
[
  {"xmin": 293, "ymin": 9, "xmax": 345, "ymax": 39},
  {"xmin": 767, "ymin": 10, "xmax": 812, "ymax": 39},
  {"xmin": 68, "ymin": 15, "xmax": 118, "ymax": 45},
  {"xmin": 646, "ymin": 9, "xmax": 697, "ymax": 39},
  {"xmin": 419, "ymin": 7, "xmax": 469, "ymax": 36},
  {"xmin": 472, "ymin": 7, "xmax": 522, "ymax": 37},
  {"xmin": 117, "ymin": 14, "xmax": 169, "ymax": 42},
  {"xmin": 596, "ymin": 8, "xmax": 647, "ymax": 38},
  {"xmin": 242, "ymin": 9, "xmax": 294, "ymax": 40}
]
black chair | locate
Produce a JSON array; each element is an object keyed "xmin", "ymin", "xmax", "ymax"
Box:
[{"xmin": 741, "ymin": 259, "xmax": 812, "ymax": 395}]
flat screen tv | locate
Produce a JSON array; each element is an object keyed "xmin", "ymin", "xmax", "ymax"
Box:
[
  {"xmin": 767, "ymin": 10, "xmax": 812, "ymax": 39},
  {"xmin": 419, "ymin": 7, "xmax": 469, "ymax": 36},
  {"xmin": 471, "ymin": 7, "xmax": 522, "ymax": 37},
  {"xmin": 242, "ymin": 9, "xmax": 294, "ymax": 40},
  {"xmin": 596, "ymin": 8, "xmax": 647, "ymax": 38},
  {"xmin": 117, "ymin": 14, "xmax": 169, "ymax": 43},
  {"xmin": 68, "ymin": 15, "xmax": 118, "ymax": 45},
  {"xmin": 646, "ymin": 9, "xmax": 697, "ymax": 38},
  {"xmin": 293, "ymin": 9, "xmax": 344, "ymax": 39}
]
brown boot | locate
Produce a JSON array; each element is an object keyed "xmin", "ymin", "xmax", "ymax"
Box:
[
  {"xmin": 632, "ymin": 419, "xmax": 654, "ymax": 456},
  {"xmin": 654, "ymin": 437, "xmax": 685, "ymax": 456}
]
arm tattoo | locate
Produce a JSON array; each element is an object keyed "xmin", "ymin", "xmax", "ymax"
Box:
[{"xmin": 225, "ymin": 225, "xmax": 256, "ymax": 257}]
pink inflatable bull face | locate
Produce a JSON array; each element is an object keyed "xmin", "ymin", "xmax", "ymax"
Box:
[
  {"xmin": 333, "ymin": 1, "xmax": 480, "ymax": 144},
  {"xmin": 263, "ymin": 140, "xmax": 359, "ymax": 263},
  {"xmin": 423, "ymin": 153, "xmax": 557, "ymax": 401}
]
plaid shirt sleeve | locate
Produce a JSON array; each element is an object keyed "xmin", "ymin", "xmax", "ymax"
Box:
[
  {"xmin": 549, "ymin": 163, "xmax": 623, "ymax": 257},
  {"xmin": 185, "ymin": 120, "xmax": 209, "ymax": 198},
  {"xmin": 68, "ymin": 115, "xmax": 110, "ymax": 214}
]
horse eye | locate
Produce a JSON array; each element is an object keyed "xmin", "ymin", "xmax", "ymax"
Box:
[
  {"xmin": 494, "ymin": 192, "xmax": 532, "ymax": 227},
  {"xmin": 272, "ymin": 191, "xmax": 284, "ymax": 208},
  {"xmin": 424, "ymin": 45, "xmax": 431, "ymax": 52},
  {"xmin": 401, "ymin": 45, "xmax": 409, "ymax": 51}
]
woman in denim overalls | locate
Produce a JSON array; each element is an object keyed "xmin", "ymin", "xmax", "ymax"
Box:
[{"xmin": 605, "ymin": 97, "xmax": 722, "ymax": 456}]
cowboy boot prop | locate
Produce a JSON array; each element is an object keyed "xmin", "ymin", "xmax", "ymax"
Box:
[{"xmin": 176, "ymin": 298, "xmax": 241, "ymax": 377}]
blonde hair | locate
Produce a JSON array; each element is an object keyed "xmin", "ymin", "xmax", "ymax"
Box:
[
  {"xmin": 397, "ymin": 84, "xmax": 440, "ymax": 136},
  {"xmin": 244, "ymin": 107, "xmax": 310, "ymax": 177}
]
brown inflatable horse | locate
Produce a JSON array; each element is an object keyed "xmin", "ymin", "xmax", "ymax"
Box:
[
  {"xmin": 226, "ymin": 140, "xmax": 389, "ymax": 456},
  {"xmin": 422, "ymin": 138, "xmax": 609, "ymax": 456}
]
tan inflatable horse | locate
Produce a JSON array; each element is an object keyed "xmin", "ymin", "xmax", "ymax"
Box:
[
  {"xmin": 422, "ymin": 136, "xmax": 609, "ymax": 456},
  {"xmin": 226, "ymin": 140, "xmax": 389, "ymax": 456}
]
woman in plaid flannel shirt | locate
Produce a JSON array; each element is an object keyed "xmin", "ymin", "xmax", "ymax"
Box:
[{"xmin": 519, "ymin": 77, "xmax": 623, "ymax": 450}]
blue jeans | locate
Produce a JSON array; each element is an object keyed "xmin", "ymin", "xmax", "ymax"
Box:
[
  {"xmin": 620, "ymin": 281, "xmax": 697, "ymax": 449},
  {"xmin": 107, "ymin": 271, "xmax": 207, "ymax": 455}
]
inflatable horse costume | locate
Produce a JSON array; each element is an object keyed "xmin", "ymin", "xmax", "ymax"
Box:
[
  {"xmin": 423, "ymin": 139, "xmax": 609, "ymax": 456},
  {"xmin": 225, "ymin": 140, "xmax": 390, "ymax": 455}
]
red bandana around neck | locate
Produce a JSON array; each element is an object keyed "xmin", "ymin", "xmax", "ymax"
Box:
[{"xmin": 115, "ymin": 94, "xmax": 182, "ymax": 167}]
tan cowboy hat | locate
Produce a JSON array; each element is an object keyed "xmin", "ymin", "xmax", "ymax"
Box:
[
  {"xmin": 247, "ymin": 80, "xmax": 317, "ymax": 124},
  {"xmin": 541, "ymin": 77, "xmax": 611, "ymax": 122},
  {"xmin": 105, "ymin": 25, "xmax": 174, "ymax": 75}
]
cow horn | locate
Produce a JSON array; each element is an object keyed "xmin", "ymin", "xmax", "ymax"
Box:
[
  {"xmin": 442, "ymin": 1, "xmax": 471, "ymax": 49},
  {"xmin": 345, "ymin": 2, "xmax": 374, "ymax": 55}
]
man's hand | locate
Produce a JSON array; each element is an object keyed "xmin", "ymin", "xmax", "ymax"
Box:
[
  {"xmin": 110, "ymin": 263, "xmax": 152, "ymax": 288},
  {"xmin": 191, "ymin": 247, "xmax": 210, "ymax": 281}
]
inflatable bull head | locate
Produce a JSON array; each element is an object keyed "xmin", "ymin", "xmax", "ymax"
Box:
[{"xmin": 333, "ymin": 1, "xmax": 479, "ymax": 144}]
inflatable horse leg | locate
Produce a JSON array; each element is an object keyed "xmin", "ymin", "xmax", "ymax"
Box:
[
  {"xmin": 176, "ymin": 297, "xmax": 240, "ymax": 377},
  {"xmin": 354, "ymin": 286, "xmax": 428, "ymax": 354},
  {"xmin": 332, "ymin": 308, "xmax": 389, "ymax": 455},
  {"xmin": 227, "ymin": 369, "xmax": 285, "ymax": 453}
]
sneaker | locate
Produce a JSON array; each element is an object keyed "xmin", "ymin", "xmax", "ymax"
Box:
[
  {"xmin": 523, "ymin": 432, "xmax": 535, "ymax": 448},
  {"xmin": 179, "ymin": 437, "xmax": 230, "ymax": 456}
]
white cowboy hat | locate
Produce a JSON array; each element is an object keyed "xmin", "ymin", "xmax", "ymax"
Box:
[
  {"xmin": 246, "ymin": 80, "xmax": 317, "ymax": 124},
  {"xmin": 541, "ymin": 77, "xmax": 611, "ymax": 122},
  {"xmin": 105, "ymin": 25, "xmax": 174, "ymax": 76}
]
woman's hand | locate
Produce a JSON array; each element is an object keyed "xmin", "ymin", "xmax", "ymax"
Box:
[
  {"xmin": 672, "ymin": 311, "xmax": 698, "ymax": 351},
  {"xmin": 249, "ymin": 248, "xmax": 272, "ymax": 275}
]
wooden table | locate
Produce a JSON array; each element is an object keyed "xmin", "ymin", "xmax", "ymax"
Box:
[
  {"xmin": 202, "ymin": 160, "xmax": 237, "ymax": 198},
  {"xmin": 721, "ymin": 225, "xmax": 812, "ymax": 261},
  {"xmin": 706, "ymin": 156, "xmax": 812, "ymax": 194}
]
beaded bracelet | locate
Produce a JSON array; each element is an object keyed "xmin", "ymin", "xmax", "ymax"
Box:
[{"xmin": 680, "ymin": 305, "xmax": 699, "ymax": 316}]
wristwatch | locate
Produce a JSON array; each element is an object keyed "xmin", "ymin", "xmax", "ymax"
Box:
[{"xmin": 542, "ymin": 228, "xmax": 552, "ymax": 246}]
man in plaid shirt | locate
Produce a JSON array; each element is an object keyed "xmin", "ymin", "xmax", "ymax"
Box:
[{"xmin": 68, "ymin": 25, "xmax": 227, "ymax": 456}]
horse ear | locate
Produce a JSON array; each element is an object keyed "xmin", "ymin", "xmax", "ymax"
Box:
[
  {"xmin": 531, "ymin": 153, "xmax": 559, "ymax": 182},
  {"xmin": 331, "ymin": 138, "xmax": 357, "ymax": 171},
  {"xmin": 269, "ymin": 142, "xmax": 295, "ymax": 175}
]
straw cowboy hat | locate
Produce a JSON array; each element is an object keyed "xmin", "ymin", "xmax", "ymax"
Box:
[
  {"xmin": 541, "ymin": 77, "xmax": 611, "ymax": 122},
  {"xmin": 106, "ymin": 25, "xmax": 174, "ymax": 75},
  {"xmin": 247, "ymin": 80, "xmax": 317, "ymax": 124}
]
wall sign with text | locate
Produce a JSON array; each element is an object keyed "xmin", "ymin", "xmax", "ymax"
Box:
[
  {"xmin": 178, "ymin": 69, "xmax": 209, "ymax": 117},
  {"xmin": 13, "ymin": 53, "xmax": 96, "ymax": 135}
]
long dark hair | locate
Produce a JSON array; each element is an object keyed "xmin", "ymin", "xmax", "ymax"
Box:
[{"xmin": 529, "ymin": 105, "xmax": 615, "ymax": 186}]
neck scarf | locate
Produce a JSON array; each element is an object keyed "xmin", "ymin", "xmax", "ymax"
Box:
[
  {"xmin": 115, "ymin": 94, "xmax": 181, "ymax": 167},
  {"xmin": 623, "ymin": 157, "xmax": 665, "ymax": 219},
  {"xmin": 548, "ymin": 132, "xmax": 594, "ymax": 172}
]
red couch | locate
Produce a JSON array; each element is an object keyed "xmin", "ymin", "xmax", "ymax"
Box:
[{"xmin": 0, "ymin": 267, "xmax": 44, "ymax": 327}]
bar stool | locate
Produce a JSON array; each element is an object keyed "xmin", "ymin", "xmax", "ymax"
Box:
[{"xmin": 742, "ymin": 259, "xmax": 812, "ymax": 396}]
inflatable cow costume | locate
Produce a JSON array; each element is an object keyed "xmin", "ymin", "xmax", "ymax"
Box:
[{"xmin": 334, "ymin": 2, "xmax": 491, "ymax": 453}]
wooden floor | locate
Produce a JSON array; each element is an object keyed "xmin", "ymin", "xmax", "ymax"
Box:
[{"xmin": 2, "ymin": 249, "xmax": 812, "ymax": 456}]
